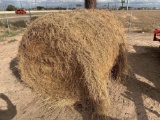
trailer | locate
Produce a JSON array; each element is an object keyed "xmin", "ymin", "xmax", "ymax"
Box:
[{"xmin": 153, "ymin": 29, "xmax": 160, "ymax": 42}]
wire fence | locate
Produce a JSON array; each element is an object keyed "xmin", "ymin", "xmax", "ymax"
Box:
[
  {"xmin": 1, "ymin": 10, "xmax": 160, "ymax": 34},
  {"xmin": 111, "ymin": 10, "xmax": 160, "ymax": 33},
  {"xmin": 0, "ymin": 10, "xmax": 48, "ymax": 34}
]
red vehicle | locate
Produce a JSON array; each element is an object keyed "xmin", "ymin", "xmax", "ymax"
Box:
[
  {"xmin": 153, "ymin": 29, "xmax": 160, "ymax": 42},
  {"xmin": 15, "ymin": 9, "xmax": 26, "ymax": 14}
]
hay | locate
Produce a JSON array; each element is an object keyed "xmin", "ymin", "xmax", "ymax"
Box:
[{"xmin": 18, "ymin": 10, "xmax": 127, "ymax": 116}]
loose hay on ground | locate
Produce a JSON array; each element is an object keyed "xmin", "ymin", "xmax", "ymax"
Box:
[{"xmin": 18, "ymin": 10, "xmax": 127, "ymax": 117}]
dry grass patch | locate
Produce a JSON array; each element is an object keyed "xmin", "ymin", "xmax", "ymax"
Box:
[
  {"xmin": 112, "ymin": 10, "xmax": 160, "ymax": 32},
  {"xmin": 8, "ymin": 39, "xmax": 17, "ymax": 43}
]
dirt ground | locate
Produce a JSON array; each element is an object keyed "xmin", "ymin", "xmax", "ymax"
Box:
[{"xmin": 0, "ymin": 31, "xmax": 160, "ymax": 120}]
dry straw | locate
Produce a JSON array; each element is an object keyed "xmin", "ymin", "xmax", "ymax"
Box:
[{"xmin": 18, "ymin": 10, "xmax": 127, "ymax": 116}]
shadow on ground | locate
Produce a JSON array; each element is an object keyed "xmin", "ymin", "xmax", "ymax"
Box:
[
  {"xmin": 9, "ymin": 46, "xmax": 160, "ymax": 120},
  {"xmin": 0, "ymin": 93, "xmax": 17, "ymax": 120},
  {"xmin": 122, "ymin": 45, "xmax": 160, "ymax": 120},
  {"xmin": 9, "ymin": 58, "xmax": 119, "ymax": 120},
  {"xmin": 10, "ymin": 57, "xmax": 22, "ymax": 82},
  {"xmin": 74, "ymin": 103, "xmax": 119, "ymax": 120}
]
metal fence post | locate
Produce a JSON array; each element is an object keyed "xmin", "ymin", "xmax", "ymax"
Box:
[
  {"xmin": 5, "ymin": 13, "xmax": 10, "ymax": 34},
  {"xmin": 128, "ymin": 10, "xmax": 132, "ymax": 32},
  {"xmin": 29, "ymin": 9, "xmax": 32, "ymax": 22}
]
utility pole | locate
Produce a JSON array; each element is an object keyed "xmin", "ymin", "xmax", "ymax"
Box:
[
  {"xmin": 85, "ymin": 0, "xmax": 96, "ymax": 9},
  {"xmin": 46, "ymin": 2, "xmax": 47, "ymax": 9},
  {"xmin": 108, "ymin": 2, "xmax": 110, "ymax": 10},
  {"xmin": 127, "ymin": 0, "xmax": 129, "ymax": 10},
  {"xmin": 115, "ymin": 4, "xmax": 117, "ymax": 10},
  {"xmin": 66, "ymin": 3, "xmax": 69, "ymax": 10},
  {"xmin": 29, "ymin": 3, "xmax": 32, "ymax": 22},
  {"xmin": 2, "ymin": 4, "xmax": 5, "ymax": 11},
  {"xmin": 29, "ymin": 2, "xmax": 32, "ymax": 10},
  {"xmin": 20, "ymin": 1, "xmax": 23, "ymax": 8},
  {"xmin": 35, "ymin": 0, "xmax": 37, "ymax": 10}
]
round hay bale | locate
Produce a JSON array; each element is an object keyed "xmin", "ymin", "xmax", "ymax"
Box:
[{"xmin": 18, "ymin": 10, "xmax": 127, "ymax": 116}]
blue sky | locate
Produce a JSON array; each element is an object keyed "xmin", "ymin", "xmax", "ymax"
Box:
[{"xmin": 0, "ymin": 0, "xmax": 160, "ymax": 9}]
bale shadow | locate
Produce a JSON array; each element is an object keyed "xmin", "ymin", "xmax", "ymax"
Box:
[
  {"xmin": 130, "ymin": 45, "xmax": 160, "ymax": 89},
  {"xmin": 0, "ymin": 93, "xmax": 17, "ymax": 120},
  {"xmin": 10, "ymin": 57, "xmax": 22, "ymax": 82},
  {"xmin": 74, "ymin": 103, "xmax": 119, "ymax": 120},
  {"xmin": 122, "ymin": 45, "xmax": 160, "ymax": 120}
]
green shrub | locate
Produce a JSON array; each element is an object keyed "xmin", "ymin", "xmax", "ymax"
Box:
[
  {"xmin": 0, "ymin": 21, "xmax": 4, "ymax": 26},
  {"xmin": 0, "ymin": 37, "xmax": 5, "ymax": 42},
  {"xmin": 0, "ymin": 31, "xmax": 18, "ymax": 37},
  {"xmin": 6, "ymin": 5, "xmax": 17, "ymax": 11},
  {"xmin": 8, "ymin": 39, "xmax": 17, "ymax": 43}
]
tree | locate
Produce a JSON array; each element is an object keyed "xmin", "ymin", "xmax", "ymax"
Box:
[
  {"xmin": 121, "ymin": 0, "xmax": 125, "ymax": 9},
  {"xmin": 6, "ymin": 5, "xmax": 16, "ymax": 11},
  {"xmin": 37, "ymin": 6, "xmax": 45, "ymax": 10},
  {"xmin": 85, "ymin": 0, "xmax": 96, "ymax": 9}
]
